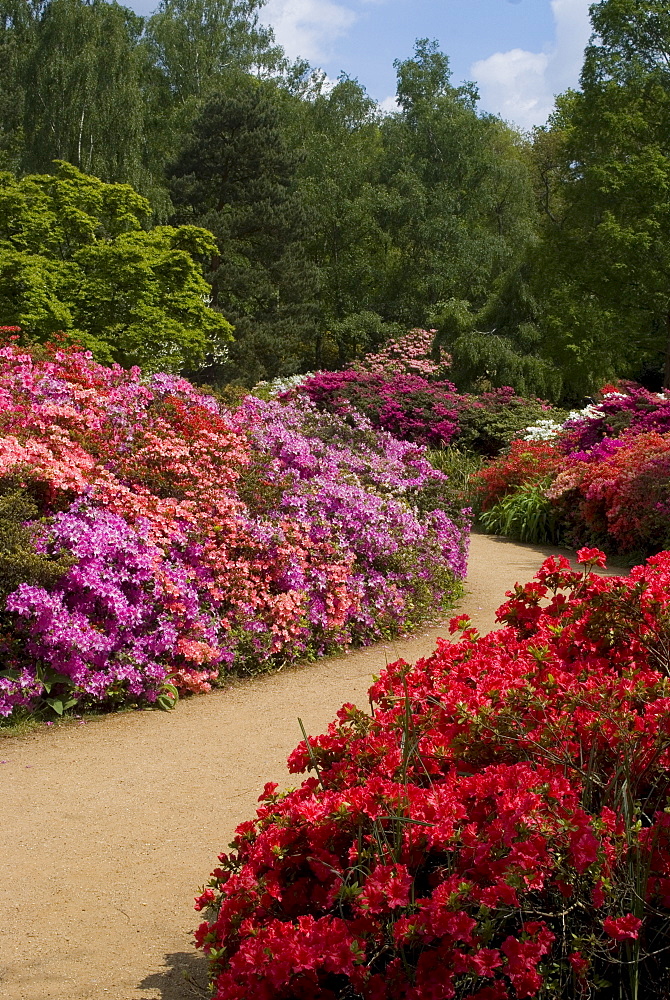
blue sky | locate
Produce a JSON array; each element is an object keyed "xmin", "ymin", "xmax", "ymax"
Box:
[
  {"xmin": 261, "ymin": 0, "xmax": 594, "ymax": 130},
  {"xmin": 131, "ymin": 0, "xmax": 594, "ymax": 131}
]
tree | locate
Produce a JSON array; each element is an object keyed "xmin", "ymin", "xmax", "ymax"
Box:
[
  {"xmin": 145, "ymin": 0, "xmax": 283, "ymax": 107},
  {"xmin": 377, "ymin": 40, "xmax": 537, "ymax": 330},
  {"xmin": 0, "ymin": 162, "xmax": 231, "ymax": 370},
  {"xmin": 434, "ymin": 271, "xmax": 564, "ymax": 401},
  {"xmin": 168, "ymin": 76, "xmax": 318, "ymax": 384},
  {"xmin": 0, "ymin": 0, "xmax": 43, "ymax": 170},
  {"xmin": 532, "ymin": 0, "xmax": 670, "ymax": 395},
  {"xmin": 292, "ymin": 75, "xmax": 403, "ymax": 366},
  {"xmin": 143, "ymin": 0, "xmax": 313, "ymax": 202},
  {"xmin": 20, "ymin": 0, "xmax": 150, "ymax": 190}
]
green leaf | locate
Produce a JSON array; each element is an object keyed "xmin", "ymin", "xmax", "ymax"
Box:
[{"xmin": 156, "ymin": 682, "xmax": 179, "ymax": 711}]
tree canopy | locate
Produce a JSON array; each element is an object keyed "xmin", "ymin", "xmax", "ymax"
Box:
[
  {"xmin": 0, "ymin": 0, "xmax": 668, "ymax": 401},
  {"xmin": 0, "ymin": 162, "xmax": 232, "ymax": 370}
]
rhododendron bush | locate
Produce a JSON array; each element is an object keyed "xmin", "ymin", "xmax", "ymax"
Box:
[
  {"xmin": 285, "ymin": 330, "xmax": 561, "ymax": 456},
  {"xmin": 0, "ymin": 339, "xmax": 469, "ymax": 717},
  {"xmin": 195, "ymin": 549, "xmax": 670, "ymax": 999},
  {"xmin": 472, "ymin": 384, "xmax": 670, "ymax": 556}
]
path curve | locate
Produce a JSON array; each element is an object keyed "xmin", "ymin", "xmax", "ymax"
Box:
[{"xmin": 0, "ymin": 534, "xmax": 613, "ymax": 1000}]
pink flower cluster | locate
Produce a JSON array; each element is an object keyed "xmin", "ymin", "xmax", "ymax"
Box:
[
  {"xmin": 195, "ymin": 549, "xmax": 670, "ymax": 998},
  {"xmin": 352, "ymin": 329, "xmax": 451, "ymax": 381},
  {"xmin": 0, "ymin": 341, "xmax": 469, "ymax": 716},
  {"xmin": 293, "ymin": 331, "xmax": 556, "ymax": 454}
]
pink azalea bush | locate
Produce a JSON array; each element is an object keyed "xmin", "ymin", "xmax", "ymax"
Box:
[
  {"xmin": 352, "ymin": 328, "xmax": 451, "ymax": 381},
  {"xmin": 0, "ymin": 337, "xmax": 469, "ymax": 717},
  {"xmin": 195, "ymin": 549, "xmax": 670, "ymax": 999}
]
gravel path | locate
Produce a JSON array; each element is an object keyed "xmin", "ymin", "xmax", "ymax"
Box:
[{"xmin": 0, "ymin": 534, "xmax": 607, "ymax": 1000}]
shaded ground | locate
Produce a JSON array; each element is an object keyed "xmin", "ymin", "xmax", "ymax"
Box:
[{"xmin": 0, "ymin": 534, "xmax": 617, "ymax": 999}]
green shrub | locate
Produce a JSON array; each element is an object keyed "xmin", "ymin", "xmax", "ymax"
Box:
[
  {"xmin": 0, "ymin": 490, "xmax": 73, "ymax": 602},
  {"xmin": 457, "ymin": 395, "xmax": 567, "ymax": 456}
]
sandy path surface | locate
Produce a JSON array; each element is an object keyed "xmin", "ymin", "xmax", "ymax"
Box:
[{"xmin": 0, "ymin": 534, "xmax": 611, "ymax": 1000}]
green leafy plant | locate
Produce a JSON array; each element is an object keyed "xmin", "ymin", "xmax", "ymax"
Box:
[
  {"xmin": 427, "ymin": 446, "xmax": 483, "ymax": 495},
  {"xmin": 0, "ymin": 489, "xmax": 73, "ymax": 601},
  {"xmin": 479, "ymin": 482, "xmax": 561, "ymax": 544}
]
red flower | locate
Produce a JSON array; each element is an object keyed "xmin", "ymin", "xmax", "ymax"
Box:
[
  {"xmin": 568, "ymin": 951, "xmax": 589, "ymax": 976},
  {"xmin": 603, "ymin": 914, "xmax": 642, "ymax": 941},
  {"xmin": 576, "ymin": 547, "xmax": 607, "ymax": 568}
]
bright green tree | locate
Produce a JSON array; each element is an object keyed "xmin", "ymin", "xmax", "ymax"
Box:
[{"xmin": 0, "ymin": 162, "xmax": 231, "ymax": 370}]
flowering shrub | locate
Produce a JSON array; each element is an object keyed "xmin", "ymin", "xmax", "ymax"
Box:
[
  {"xmin": 352, "ymin": 328, "xmax": 451, "ymax": 381},
  {"xmin": 0, "ymin": 339, "xmax": 469, "ymax": 717},
  {"xmin": 295, "ymin": 334, "xmax": 561, "ymax": 456},
  {"xmin": 559, "ymin": 385, "xmax": 670, "ymax": 455},
  {"xmin": 549, "ymin": 430, "xmax": 670, "ymax": 554},
  {"xmin": 470, "ymin": 385, "xmax": 670, "ymax": 555},
  {"xmin": 195, "ymin": 549, "xmax": 670, "ymax": 999},
  {"xmin": 471, "ymin": 440, "xmax": 564, "ymax": 513},
  {"xmin": 296, "ymin": 368, "xmax": 464, "ymax": 448}
]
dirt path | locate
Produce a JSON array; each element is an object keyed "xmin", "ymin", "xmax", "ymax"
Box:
[{"xmin": 0, "ymin": 534, "xmax": 613, "ymax": 1000}]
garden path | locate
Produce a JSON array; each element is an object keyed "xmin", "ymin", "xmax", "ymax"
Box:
[{"xmin": 0, "ymin": 534, "xmax": 617, "ymax": 1000}]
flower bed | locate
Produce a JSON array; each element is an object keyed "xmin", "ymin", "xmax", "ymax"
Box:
[
  {"xmin": 471, "ymin": 384, "xmax": 670, "ymax": 555},
  {"xmin": 195, "ymin": 548, "xmax": 670, "ymax": 999},
  {"xmin": 0, "ymin": 339, "xmax": 468, "ymax": 718},
  {"xmin": 293, "ymin": 331, "xmax": 562, "ymax": 455}
]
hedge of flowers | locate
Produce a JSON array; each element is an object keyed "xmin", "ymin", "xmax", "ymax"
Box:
[
  {"xmin": 195, "ymin": 548, "xmax": 670, "ymax": 999},
  {"xmin": 472, "ymin": 383, "xmax": 670, "ymax": 555},
  {"xmin": 291, "ymin": 331, "xmax": 563, "ymax": 457},
  {"xmin": 0, "ymin": 336, "xmax": 469, "ymax": 718}
]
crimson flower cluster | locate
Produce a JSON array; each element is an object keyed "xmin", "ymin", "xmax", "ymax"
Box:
[{"xmin": 195, "ymin": 549, "xmax": 670, "ymax": 999}]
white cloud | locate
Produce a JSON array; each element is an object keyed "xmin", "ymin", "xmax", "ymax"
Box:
[
  {"xmin": 262, "ymin": 0, "xmax": 358, "ymax": 63},
  {"xmin": 379, "ymin": 94, "xmax": 400, "ymax": 114},
  {"xmin": 471, "ymin": 0, "xmax": 593, "ymax": 130}
]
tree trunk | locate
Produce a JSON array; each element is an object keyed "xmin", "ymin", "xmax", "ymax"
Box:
[{"xmin": 664, "ymin": 309, "xmax": 670, "ymax": 390}]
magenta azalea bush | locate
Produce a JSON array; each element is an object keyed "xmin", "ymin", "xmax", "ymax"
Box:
[
  {"xmin": 195, "ymin": 549, "xmax": 670, "ymax": 999},
  {"xmin": 0, "ymin": 338, "xmax": 469, "ymax": 718},
  {"xmin": 292, "ymin": 331, "xmax": 559, "ymax": 455}
]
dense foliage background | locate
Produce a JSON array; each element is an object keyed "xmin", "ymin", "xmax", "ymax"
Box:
[{"xmin": 3, "ymin": 0, "xmax": 668, "ymax": 400}]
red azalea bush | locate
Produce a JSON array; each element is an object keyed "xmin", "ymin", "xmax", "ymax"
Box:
[
  {"xmin": 195, "ymin": 549, "xmax": 670, "ymax": 999},
  {"xmin": 470, "ymin": 440, "xmax": 564, "ymax": 512}
]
